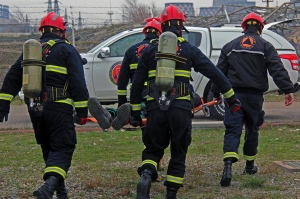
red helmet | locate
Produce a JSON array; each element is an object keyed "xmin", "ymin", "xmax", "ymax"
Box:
[
  {"xmin": 241, "ymin": 12, "xmax": 264, "ymax": 32},
  {"xmin": 160, "ymin": 4, "xmax": 186, "ymax": 24},
  {"xmin": 142, "ymin": 17, "xmax": 162, "ymax": 35},
  {"xmin": 38, "ymin": 12, "xmax": 66, "ymax": 32}
]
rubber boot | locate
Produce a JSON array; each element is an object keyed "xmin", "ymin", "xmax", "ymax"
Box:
[
  {"xmin": 56, "ymin": 181, "xmax": 68, "ymax": 199},
  {"xmin": 88, "ymin": 97, "xmax": 112, "ymax": 130},
  {"xmin": 136, "ymin": 169, "xmax": 152, "ymax": 199},
  {"xmin": 33, "ymin": 176, "xmax": 60, "ymax": 199},
  {"xmin": 112, "ymin": 103, "xmax": 131, "ymax": 130},
  {"xmin": 165, "ymin": 187, "xmax": 178, "ymax": 199},
  {"xmin": 220, "ymin": 158, "xmax": 233, "ymax": 187},
  {"xmin": 243, "ymin": 160, "xmax": 258, "ymax": 175}
]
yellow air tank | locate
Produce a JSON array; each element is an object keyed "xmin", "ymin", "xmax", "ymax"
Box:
[
  {"xmin": 155, "ymin": 31, "xmax": 177, "ymax": 92},
  {"xmin": 22, "ymin": 39, "xmax": 44, "ymax": 99}
]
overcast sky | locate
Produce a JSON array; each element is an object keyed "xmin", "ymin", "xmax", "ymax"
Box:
[{"xmin": 0, "ymin": 0, "xmax": 290, "ymax": 24}]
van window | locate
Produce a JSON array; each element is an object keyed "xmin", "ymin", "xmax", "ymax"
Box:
[
  {"xmin": 109, "ymin": 33, "xmax": 145, "ymax": 57},
  {"xmin": 183, "ymin": 32, "xmax": 202, "ymax": 47}
]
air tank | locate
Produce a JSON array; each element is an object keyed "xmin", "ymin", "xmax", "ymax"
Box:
[
  {"xmin": 22, "ymin": 39, "xmax": 44, "ymax": 99},
  {"xmin": 155, "ymin": 31, "xmax": 177, "ymax": 92}
]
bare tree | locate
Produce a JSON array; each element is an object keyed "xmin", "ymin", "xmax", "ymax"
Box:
[{"xmin": 121, "ymin": 0, "xmax": 161, "ymax": 24}]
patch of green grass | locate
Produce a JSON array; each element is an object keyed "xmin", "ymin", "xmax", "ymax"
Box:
[{"xmin": 1, "ymin": 125, "xmax": 300, "ymax": 198}]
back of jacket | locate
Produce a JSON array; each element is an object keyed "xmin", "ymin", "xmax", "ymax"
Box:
[
  {"xmin": 130, "ymin": 37, "xmax": 233, "ymax": 112},
  {"xmin": 216, "ymin": 29, "xmax": 294, "ymax": 94}
]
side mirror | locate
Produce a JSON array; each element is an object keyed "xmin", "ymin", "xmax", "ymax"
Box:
[{"xmin": 98, "ymin": 47, "xmax": 110, "ymax": 58}]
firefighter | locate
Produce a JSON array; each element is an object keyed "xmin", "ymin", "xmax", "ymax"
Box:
[
  {"xmin": 88, "ymin": 17, "xmax": 162, "ymax": 131},
  {"xmin": 211, "ymin": 12, "xmax": 294, "ymax": 187},
  {"xmin": 129, "ymin": 4, "xmax": 241, "ymax": 198},
  {"xmin": 0, "ymin": 12, "xmax": 89, "ymax": 198}
]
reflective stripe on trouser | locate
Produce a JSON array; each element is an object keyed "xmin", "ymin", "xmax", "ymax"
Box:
[
  {"xmin": 223, "ymin": 92, "xmax": 263, "ymax": 162},
  {"xmin": 29, "ymin": 107, "xmax": 76, "ymax": 180},
  {"xmin": 139, "ymin": 108, "xmax": 192, "ymax": 188}
]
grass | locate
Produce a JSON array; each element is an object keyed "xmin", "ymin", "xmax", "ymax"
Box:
[{"xmin": 1, "ymin": 124, "xmax": 300, "ymax": 198}]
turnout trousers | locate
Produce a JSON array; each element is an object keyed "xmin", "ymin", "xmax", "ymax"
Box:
[
  {"xmin": 223, "ymin": 92, "xmax": 265, "ymax": 162},
  {"xmin": 29, "ymin": 108, "xmax": 76, "ymax": 181},
  {"xmin": 138, "ymin": 107, "xmax": 192, "ymax": 188}
]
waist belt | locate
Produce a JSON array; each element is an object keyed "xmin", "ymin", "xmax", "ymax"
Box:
[{"xmin": 44, "ymin": 86, "xmax": 70, "ymax": 102}]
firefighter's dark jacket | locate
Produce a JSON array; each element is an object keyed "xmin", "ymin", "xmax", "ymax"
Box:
[
  {"xmin": 117, "ymin": 35, "xmax": 157, "ymax": 97},
  {"xmin": 211, "ymin": 29, "xmax": 294, "ymax": 96},
  {"xmin": 130, "ymin": 36, "xmax": 234, "ymax": 116},
  {"xmin": 0, "ymin": 33, "xmax": 89, "ymax": 117}
]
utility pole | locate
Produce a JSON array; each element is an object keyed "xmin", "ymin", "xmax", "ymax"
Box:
[
  {"xmin": 70, "ymin": 6, "xmax": 75, "ymax": 47},
  {"xmin": 262, "ymin": 0, "xmax": 274, "ymax": 7}
]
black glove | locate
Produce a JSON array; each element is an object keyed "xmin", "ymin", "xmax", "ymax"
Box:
[
  {"xmin": 0, "ymin": 111, "xmax": 8, "ymax": 122},
  {"xmin": 226, "ymin": 96, "xmax": 241, "ymax": 112},
  {"xmin": 130, "ymin": 115, "xmax": 142, "ymax": 127}
]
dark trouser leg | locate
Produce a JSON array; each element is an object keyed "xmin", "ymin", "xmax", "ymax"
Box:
[
  {"xmin": 33, "ymin": 175, "xmax": 61, "ymax": 199},
  {"xmin": 56, "ymin": 180, "xmax": 68, "ymax": 199}
]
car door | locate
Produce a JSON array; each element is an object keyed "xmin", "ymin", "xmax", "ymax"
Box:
[{"xmin": 92, "ymin": 31, "xmax": 144, "ymax": 102}]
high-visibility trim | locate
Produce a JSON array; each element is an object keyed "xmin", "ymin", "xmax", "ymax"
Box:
[
  {"xmin": 166, "ymin": 175, "xmax": 184, "ymax": 184},
  {"xmin": 129, "ymin": 82, "xmax": 148, "ymax": 88},
  {"xmin": 223, "ymin": 152, "xmax": 239, "ymax": 160},
  {"xmin": 142, "ymin": 159, "xmax": 157, "ymax": 169},
  {"xmin": 177, "ymin": 37, "xmax": 185, "ymax": 43},
  {"xmin": 74, "ymin": 100, "xmax": 88, "ymax": 108},
  {"xmin": 55, "ymin": 98, "xmax": 74, "ymax": 107},
  {"xmin": 47, "ymin": 39, "xmax": 70, "ymax": 46},
  {"xmin": 129, "ymin": 63, "xmax": 138, "ymax": 70},
  {"xmin": 0, "ymin": 93, "xmax": 14, "ymax": 101},
  {"xmin": 44, "ymin": 166, "xmax": 67, "ymax": 179},
  {"xmin": 130, "ymin": 103, "xmax": 141, "ymax": 111},
  {"xmin": 243, "ymin": 154, "xmax": 257, "ymax": 161},
  {"xmin": 175, "ymin": 70, "xmax": 191, "ymax": 78},
  {"xmin": 148, "ymin": 70, "xmax": 190, "ymax": 78},
  {"xmin": 223, "ymin": 88, "xmax": 235, "ymax": 99},
  {"xmin": 118, "ymin": 90, "xmax": 127, "ymax": 96},
  {"xmin": 46, "ymin": 65, "xmax": 68, "ymax": 74},
  {"xmin": 146, "ymin": 96, "xmax": 154, "ymax": 101}
]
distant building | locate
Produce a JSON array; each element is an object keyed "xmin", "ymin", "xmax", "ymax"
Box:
[
  {"xmin": 200, "ymin": 1, "xmax": 256, "ymax": 17},
  {"xmin": 0, "ymin": 4, "xmax": 9, "ymax": 19},
  {"xmin": 165, "ymin": 2, "xmax": 195, "ymax": 17}
]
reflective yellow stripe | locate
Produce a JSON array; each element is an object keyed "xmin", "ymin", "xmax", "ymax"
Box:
[
  {"xmin": 223, "ymin": 152, "xmax": 239, "ymax": 160},
  {"xmin": 44, "ymin": 166, "xmax": 67, "ymax": 179},
  {"xmin": 148, "ymin": 70, "xmax": 156, "ymax": 77},
  {"xmin": 55, "ymin": 98, "xmax": 74, "ymax": 107},
  {"xmin": 142, "ymin": 159, "xmax": 157, "ymax": 169},
  {"xmin": 74, "ymin": 100, "xmax": 88, "ymax": 108},
  {"xmin": 175, "ymin": 70, "xmax": 190, "ymax": 78},
  {"xmin": 166, "ymin": 175, "xmax": 184, "ymax": 184},
  {"xmin": 46, "ymin": 40, "xmax": 56, "ymax": 46},
  {"xmin": 177, "ymin": 37, "xmax": 185, "ymax": 43},
  {"xmin": 130, "ymin": 103, "xmax": 141, "ymax": 111},
  {"xmin": 129, "ymin": 63, "xmax": 138, "ymax": 70},
  {"xmin": 146, "ymin": 96, "xmax": 154, "ymax": 101},
  {"xmin": 148, "ymin": 70, "xmax": 190, "ymax": 78},
  {"xmin": 0, "ymin": 93, "xmax": 14, "ymax": 101},
  {"xmin": 46, "ymin": 65, "xmax": 68, "ymax": 74},
  {"xmin": 117, "ymin": 90, "xmax": 127, "ymax": 95},
  {"xmin": 243, "ymin": 154, "xmax": 257, "ymax": 161},
  {"xmin": 223, "ymin": 88, "xmax": 235, "ymax": 99}
]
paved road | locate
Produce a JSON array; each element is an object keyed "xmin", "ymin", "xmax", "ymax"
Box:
[{"xmin": 0, "ymin": 102, "xmax": 299, "ymax": 132}]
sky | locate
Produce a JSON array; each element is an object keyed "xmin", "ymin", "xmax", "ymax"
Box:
[{"xmin": 0, "ymin": 0, "xmax": 290, "ymax": 26}]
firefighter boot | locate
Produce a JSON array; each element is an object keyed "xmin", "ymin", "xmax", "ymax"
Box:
[
  {"xmin": 112, "ymin": 103, "xmax": 131, "ymax": 130},
  {"xmin": 33, "ymin": 176, "xmax": 60, "ymax": 199},
  {"xmin": 56, "ymin": 181, "xmax": 68, "ymax": 199},
  {"xmin": 88, "ymin": 97, "xmax": 112, "ymax": 130},
  {"xmin": 136, "ymin": 169, "xmax": 152, "ymax": 199},
  {"xmin": 165, "ymin": 187, "xmax": 179, "ymax": 199},
  {"xmin": 220, "ymin": 158, "xmax": 233, "ymax": 187},
  {"xmin": 243, "ymin": 160, "xmax": 258, "ymax": 175}
]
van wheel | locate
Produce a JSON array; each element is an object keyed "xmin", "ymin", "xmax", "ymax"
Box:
[{"xmin": 206, "ymin": 91, "xmax": 225, "ymax": 121}]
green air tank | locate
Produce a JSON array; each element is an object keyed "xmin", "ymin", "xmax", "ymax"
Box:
[
  {"xmin": 22, "ymin": 39, "xmax": 44, "ymax": 99},
  {"xmin": 155, "ymin": 31, "xmax": 177, "ymax": 92}
]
